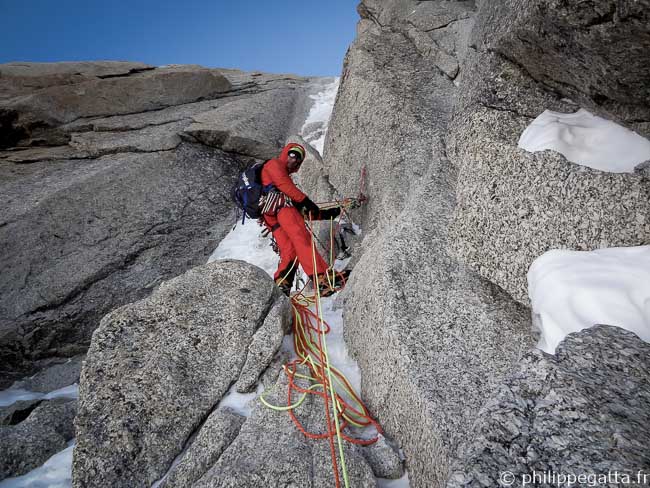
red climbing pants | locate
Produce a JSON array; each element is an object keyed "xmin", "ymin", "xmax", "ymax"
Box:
[{"xmin": 264, "ymin": 206, "xmax": 328, "ymax": 281}]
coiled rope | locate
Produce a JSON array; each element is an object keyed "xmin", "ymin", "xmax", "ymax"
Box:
[{"xmin": 260, "ymin": 181, "xmax": 380, "ymax": 488}]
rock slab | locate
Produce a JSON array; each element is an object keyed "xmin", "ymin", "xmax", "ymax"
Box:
[
  {"xmin": 72, "ymin": 260, "xmax": 287, "ymax": 488},
  {"xmin": 311, "ymin": 2, "xmax": 536, "ymax": 487}
]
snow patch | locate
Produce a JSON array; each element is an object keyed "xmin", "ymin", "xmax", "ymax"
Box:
[
  {"xmin": 377, "ymin": 472, "xmax": 411, "ymax": 488},
  {"xmin": 207, "ymin": 219, "xmax": 278, "ymax": 278},
  {"xmin": 518, "ymin": 109, "xmax": 650, "ymax": 173},
  {"xmin": 527, "ymin": 246, "xmax": 650, "ymax": 353},
  {"xmin": 317, "ymin": 295, "xmax": 362, "ymax": 396},
  {"xmin": 0, "ymin": 442, "xmax": 74, "ymax": 488},
  {"xmin": 301, "ymin": 78, "xmax": 339, "ymax": 154},
  {"xmin": 0, "ymin": 384, "xmax": 79, "ymax": 408}
]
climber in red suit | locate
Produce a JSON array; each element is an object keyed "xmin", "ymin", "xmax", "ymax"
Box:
[{"xmin": 261, "ymin": 142, "xmax": 344, "ymax": 296}]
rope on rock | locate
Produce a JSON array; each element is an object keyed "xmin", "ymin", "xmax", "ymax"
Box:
[{"xmin": 260, "ymin": 172, "xmax": 380, "ymax": 488}]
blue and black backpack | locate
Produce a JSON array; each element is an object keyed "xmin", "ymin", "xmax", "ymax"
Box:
[{"xmin": 231, "ymin": 161, "xmax": 273, "ymax": 222}]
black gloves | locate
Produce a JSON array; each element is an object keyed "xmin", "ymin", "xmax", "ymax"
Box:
[
  {"xmin": 295, "ymin": 197, "xmax": 321, "ymax": 218},
  {"xmin": 296, "ymin": 197, "xmax": 341, "ymax": 220},
  {"xmin": 318, "ymin": 207, "xmax": 341, "ymax": 220}
]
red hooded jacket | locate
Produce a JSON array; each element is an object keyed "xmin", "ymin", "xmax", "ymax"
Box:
[
  {"xmin": 261, "ymin": 143, "xmax": 307, "ymax": 203},
  {"xmin": 260, "ymin": 142, "xmax": 329, "ymax": 279}
]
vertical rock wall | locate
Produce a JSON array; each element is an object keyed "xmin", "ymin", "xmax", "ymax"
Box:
[
  {"xmin": 303, "ymin": 2, "xmax": 535, "ymax": 486},
  {"xmin": 307, "ymin": 0, "xmax": 650, "ymax": 486}
]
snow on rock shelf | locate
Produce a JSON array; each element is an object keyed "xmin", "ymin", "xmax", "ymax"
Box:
[
  {"xmin": 208, "ymin": 219, "xmax": 278, "ymax": 277},
  {"xmin": 518, "ymin": 109, "xmax": 650, "ymax": 173},
  {"xmin": 0, "ymin": 384, "xmax": 79, "ymax": 408},
  {"xmin": 0, "ymin": 443, "xmax": 74, "ymax": 488},
  {"xmin": 527, "ymin": 245, "xmax": 650, "ymax": 353}
]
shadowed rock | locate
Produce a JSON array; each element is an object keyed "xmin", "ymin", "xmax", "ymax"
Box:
[
  {"xmin": 447, "ymin": 325, "xmax": 650, "ymax": 487},
  {"xmin": 10, "ymin": 355, "xmax": 84, "ymax": 393},
  {"xmin": 0, "ymin": 142, "xmax": 242, "ymax": 386},
  {"xmin": 0, "ymin": 399, "xmax": 42, "ymax": 426},
  {"xmin": 0, "ymin": 398, "xmax": 77, "ymax": 480}
]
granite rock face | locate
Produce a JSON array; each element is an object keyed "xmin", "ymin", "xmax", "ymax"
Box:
[
  {"xmin": 234, "ymin": 296, "xmax": 291, "ymax": 393},
  {"xmin": 0, "ymin": 398, "xmax": 77, "ymax": 480},
  {"xmin": 0, "ymin": 399, "xmax": 43, "ymax": 426},
  {"xmin": 305, "ymin": 1, "xmax": 650, "ymax": 487},
  {"xmin": 157, "ymin": 408, "xmax": 245, "ymax": 488},
  {"xmin": 0, "ymin": 62, "xmax": 326, "ymax": 387},
  {"xmin": 448, "ymin": 38, "xmax": 649, "ymax": 305},
  {"xmin": 72, "ymin": 261, "xmax": 379, "ymax": 487},
  {"xmin": 72, "ymin": 260, "xmax": 290, "ymax": 488},
  {"xmin": 192, "ymin": 365, "xmax": 377, "ymax": 488},
  {"xmin": 10, "ymin": 355, "xmax": 84, "ymax": 393},
  {"xmin": 302, "ymin": 2, "xmax": 536, "ymax": 487},
  {"xmin": 447, "ymin": 325, "xmax": 650, "ymax": 487},
  {"xmin": 362, "ymin": 436, "xmax": 404, "ymax": 480}
]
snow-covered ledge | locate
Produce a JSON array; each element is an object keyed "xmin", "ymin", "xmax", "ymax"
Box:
[
  {"xmin": 521, "ymin": 109, "xmax": 650, "ymax": 353},
  {"xmin": 518, "ymin": 108, "xmax": 650, "ymax": 173},
  {"xmin": 527, "ymin": 246, "xmax": 650, "ymax": 353}
]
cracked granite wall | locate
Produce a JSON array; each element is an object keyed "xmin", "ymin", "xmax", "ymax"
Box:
[
  {"xmin": 0, "ymin": 63, "xmax": 327, "ymax": 386},
  {"xmin": 305, "ymin": 0, "xmax": 650, "ymax": 486},
  {"xmin": 300, "ymin": 2, "xmax": 536, "ymax": 487},
  {"xmin": 448, "ymin": 0, "xmax": 650, "ymax": 304}
]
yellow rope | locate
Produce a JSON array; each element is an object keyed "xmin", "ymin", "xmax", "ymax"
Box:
[{"xmin": 310, "ymin": 217, "xmax": 350, "ymax": 488}]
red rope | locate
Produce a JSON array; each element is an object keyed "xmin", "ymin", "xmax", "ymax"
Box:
[
  {"xmin": 269, "ymin": 173, "xmax": 378, "ymax": 484},
  {"xmin": 285, "ymin": 296, "xmax": 383, "ymax": 445}
]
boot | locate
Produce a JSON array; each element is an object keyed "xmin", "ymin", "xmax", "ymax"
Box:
[
  {"xmin": 275, "ymin": 260, "xmax": 298, "ymax": 297},
  {"xmin": 276, "ymin": 278, "xmax": 292, "ymax": 296},
  {"xmin": 316, "ymin": 269, "xmax": 351, "ymax": 297}
]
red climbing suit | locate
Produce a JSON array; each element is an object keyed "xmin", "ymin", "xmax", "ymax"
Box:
[{"xmin": 261, "ymin": 143, "xmax": 328, "ymax": 281}]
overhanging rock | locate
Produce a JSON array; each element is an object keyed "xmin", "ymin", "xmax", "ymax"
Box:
[
  {"xmin": 472, "ymin": 0, "xmax": 650, "ymax": 139},
  {"xmin": 183, "ymin": 84, "xmax": 310, "ymax": 160},
  {"xmin": 0, "ymin": 66, "xmax": 231, "ymax": 146}
]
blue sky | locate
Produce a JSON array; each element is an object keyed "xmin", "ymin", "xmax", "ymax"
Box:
[{"xmin": 0, "ymin": 0, "xmax": 358, "ymax": 76}]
